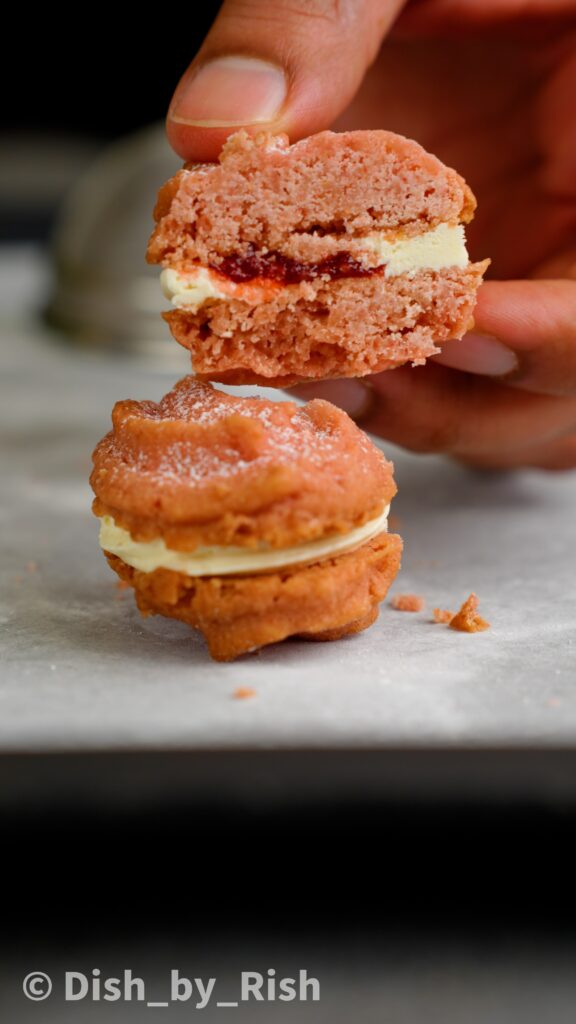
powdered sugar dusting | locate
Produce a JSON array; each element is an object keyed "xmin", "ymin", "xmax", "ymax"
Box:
[{"xmin": 100, "ymin": 378, "xmax": 383, "ymax": 488}]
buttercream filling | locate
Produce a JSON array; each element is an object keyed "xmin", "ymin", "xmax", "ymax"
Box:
[
  {"xmin": 98, "ymin": 505, "xmax": 390, "ymax": 576},
  {"xmin": 161, "ymin": 222, "xmax": 468, "ymax": 311}
]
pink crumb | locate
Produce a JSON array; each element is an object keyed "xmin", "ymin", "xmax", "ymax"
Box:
[
  {"xmin": 449, "ymin": 593, "xmax": 490, "ymax": 633},
  {"xmin": 391, "ymin": 593, "xmax": 425, "ymax": 612},
  {"xmin": 433, "ymin": 608, "xmax": 454, "ymax": 624},
  {"xmin": 233, "ymin": 687, "xmax": 257, "ymax": 700}
]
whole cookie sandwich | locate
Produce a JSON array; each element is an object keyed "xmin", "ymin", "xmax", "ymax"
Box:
[
  {"xmin": 90, "ymin": 377, "xmax": 402, "ymax": 661},
  {"xmin": 149, "ymin": 129, "xmax": 489, "ymax": 386}
]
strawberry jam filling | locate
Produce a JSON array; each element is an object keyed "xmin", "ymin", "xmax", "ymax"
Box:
[{"xmin": 211, "ymin": 248, "xmax": 380, "ymax": 285}]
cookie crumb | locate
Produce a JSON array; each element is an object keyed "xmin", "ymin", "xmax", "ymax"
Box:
[
  {"xmin": 233, "ymin": 686, "xmax": 256, "ymax": 700},
  {"xmin": 449, "ymin": 593, "xmax": 490, "ymax": 633},
  {"xmin": 391, "ymin": 593, "xmax": 424, "ymax": 612},
  {"xmin": 433, "ymin": 608, "xmax": 454, "ymax": 624},
  {"xmin": 26, "ymin": 561, "xmax": 38, "ymax": 573}
]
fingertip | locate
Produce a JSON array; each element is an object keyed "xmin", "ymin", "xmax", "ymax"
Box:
[
  {"xmin": 166, "ymin": 54, "xmax": 288, "ymax": 162},
  {"xmin": 166, "ymin": 119, "xmax": 237, "ymax": 162},
  {"xmin": 432, "ymin": 335, "xmax": 519, "ymax": 377}
]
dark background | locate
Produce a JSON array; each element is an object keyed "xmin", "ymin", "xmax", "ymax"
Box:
[{"xmin": 3, "ymin": 6, "xmax": 220, "ymax": 139}]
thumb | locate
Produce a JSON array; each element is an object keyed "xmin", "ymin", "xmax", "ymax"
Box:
[{"xmin": 167, "ymin": 0, "xmax": 406, "ymax": 161}]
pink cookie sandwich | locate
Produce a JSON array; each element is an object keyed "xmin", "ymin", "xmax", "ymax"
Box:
[
  {"xmin": 148, "ymin": 129, "xmax": 489, "ymax": 386},
  {"xmin": 91, "ymin": 377, "xmax": 402, "ymax": 661}
]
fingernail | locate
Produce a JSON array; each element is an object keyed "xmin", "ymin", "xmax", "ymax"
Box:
[
  {"xmin": 170, "ymin": 56, "xmax": 287, "ymax": 127},
  {"xmin": 433, "ymin": 333, "xmax": 519, "ymax": 376},
  {"xmin": 291, "ymin": 380, "xmax": 374, "ymax": 421}
]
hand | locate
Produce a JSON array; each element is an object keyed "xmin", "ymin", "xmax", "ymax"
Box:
[{"xmin": 166, "ymin": 1, "xmax": 576, "ymax": 470}]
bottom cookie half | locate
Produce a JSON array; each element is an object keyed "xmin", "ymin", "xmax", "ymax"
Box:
[{"xmin": 105, "ymin": 532, "xmax": 402, "ymax": 661}]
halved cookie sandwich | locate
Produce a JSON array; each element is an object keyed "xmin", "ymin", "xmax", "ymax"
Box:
[
  {"xmin": 148, "ymin": 130, "xmax": 488, "ymax": 386},
  {"xmin": 90, "ymin": 377, "xmax": 402, "ymax": 660}
]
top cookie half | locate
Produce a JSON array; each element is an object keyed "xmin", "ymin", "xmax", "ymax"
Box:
[{"xmin": 148, "ymin": 130, "xmax": 489, "ymax": 387}]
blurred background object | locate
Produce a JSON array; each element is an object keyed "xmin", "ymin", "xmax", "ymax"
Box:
[{"xmin": 44, "ymin": 124, "xmax": 181, "ymax": 357}]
